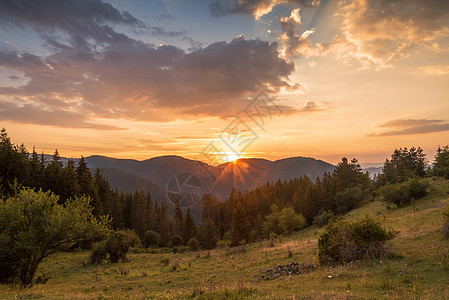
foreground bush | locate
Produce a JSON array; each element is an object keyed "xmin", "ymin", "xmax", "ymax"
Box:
[
  {"xmin": 318, "ymin": 216, "xmax": 397, "ymax": 265},
  {"xmin": 379, "ymin": 177, "xmax": 429, "ymax": 207},
  {"xmin": 90, "ymin": 231, "xmax": 130, "ymax": 264},
  {"xmin": 0, "ymin": 188, "xmax": 109, "ymax": 286}
]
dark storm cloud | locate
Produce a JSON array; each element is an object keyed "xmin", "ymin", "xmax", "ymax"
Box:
[{"xmin": 366, "ymin": 119, "xmax": 449, "ymax": 137}]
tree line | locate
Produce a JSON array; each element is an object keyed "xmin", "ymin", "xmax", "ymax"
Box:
[
  {"xmin": 0, "ymin": 128, "xmax": 195, "ymax": 246},
  {"xmin": 199, "ymin": 146, "xmax": 449, "ymax": 246}
]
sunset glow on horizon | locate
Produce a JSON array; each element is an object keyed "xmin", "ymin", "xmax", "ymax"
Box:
[{"xmin": 1, "ymin": 0, "xmax": 448, "ymax": 165}]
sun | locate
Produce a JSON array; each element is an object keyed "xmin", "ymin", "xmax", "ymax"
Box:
[{"xmin": 226, "ymin": 153, "xmax": 241, "ymax": 163}]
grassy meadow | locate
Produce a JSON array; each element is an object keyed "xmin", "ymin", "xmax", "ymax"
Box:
[{"xmin": 1, "ymin": 178, "xmax": 448, "ymax": 299}]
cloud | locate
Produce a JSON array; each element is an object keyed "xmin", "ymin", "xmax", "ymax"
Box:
[
  {"xmin": 0, "ymin": 37, "xmax": 297, "ymax": 126},
  {"xmin": 366, "ymin": 119, "xmax": 449, "ymax": 137},
  {"xmin": 278, "ymin": 8, "xmax": 333, "ymax": 57},
  {"xmin": 418, "ymin": 65, "xmax": 449, "ymax": 76},
  {"xmin": 336, "ymin": 0, "xmax": 449, "ymax": 67},
  {"xmin": 209, "ymin": 0, "xmax": 319, "ymax": 19},
  {"xmin": 0, "ymin": 102, "xmax": 126, "ymax": 130},
  {"xmin": 297, "ymin": 101, "xmax": 327, "ymax": 113}
]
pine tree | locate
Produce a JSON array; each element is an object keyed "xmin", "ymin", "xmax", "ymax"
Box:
[
  {"xmin": 230, "ymin": 200, "xmax": 251, "ymax": 246},
  {"xmin": 44, "ymin": 149, "xmax": 64, "ymax": 200},
  {"xmin": 196, "ymin": 218, "xmax": 218, "ymax": 249},
  {"xmin": 62, "ymin": 159, "xmax": 79, "ymax": 200},
  {"xmin": 174, "ymin": 199, "xmax": 183, "ymax": 236},
  {"xmin": 76, "ymin": 156, "xmax": 94, "ymax": 197},
  {"xmin": 146, "ymin": 192, "xmax": 156, "ymax": 232},
  {"xmin": 183, "ymin": 208, "xmax": 196, "ymax": 243},
  {"xmin": 158, "ymin": 201, "xmax": 171, "ymax": 247}
]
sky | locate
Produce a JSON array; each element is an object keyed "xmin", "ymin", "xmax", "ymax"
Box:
[{"xmin": 0, "ymin": 0, "xmax": 448, "ymax": 166}]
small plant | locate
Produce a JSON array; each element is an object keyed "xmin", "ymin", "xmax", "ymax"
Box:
[
  {"xmin": 442, "ymin": 206, "xmax": 449, "ymax": 238},
  {"xmin": 287, "ymin": 246, "xmax": 293, "ymax": 258},
  {"xmin": 160, "ymin": 258, "xmax": 170, "ymax": 267},
  {"xmin": 318, "ymin": 216, "xmax": 398, "ymax": 265}
]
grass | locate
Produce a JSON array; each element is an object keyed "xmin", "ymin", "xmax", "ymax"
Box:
[{"xmin": 1, "ymin": 178, "xmax": 449, "ymax": 299}]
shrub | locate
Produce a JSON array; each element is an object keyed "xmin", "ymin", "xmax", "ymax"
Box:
[
  {"xmin": 216, "ymin": 239, "xmax": 231, "ymax": 249},
  {"xmin": 142, "ymin": 230, "xmax": 160, "ymax": 248},
  {"xmin": 0, "ymin": 189, "xmax": 109, "ymax": 286},
  {"xmin": 334, "ymin": 187, "xmax": 362, "ymax": 214},
  {"xmin": 90, "ymin": 231, "xmax": 129, "ymax": 264},
  {"xmin": 379, "ymin": 177, "xmax": 428, "ymax": 207},
  {"xmin": 318, "ymin": 216, "xmax": 397, "ymax": 265},
  {"xmin": 263, "ymin": 205, "xmax": 306, "ymax": 236},
  {"xmin": 196, "ymin": 218, "xmax": 218, "ymax": 250},
  {"xmin": 170, "ymin": 234, "xmax": 184, "ymax": 247},
  {"xmin": 187, "ymin": 237, "xmax": 200, "ymax": 251},
  {"xmin": 313, "ymin": 210, "xmax": 336, "ymax": 228},
  {"xmin": 122, "ymin": 229, "xmax": 140, "ymax": 248},
  {"xmin": 249, "ymin": 229, "xmax": 261, "ymax": 242},
  {"xmin": 278, "ymin": 207, "xmax": 306, "ymax": 234}
]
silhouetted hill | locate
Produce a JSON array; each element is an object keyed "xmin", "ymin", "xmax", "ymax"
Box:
[
  {"xmin": 43, "ymin": 154, "xmax": 335, "ymax": 203},
  {"xmin": 83, "ymin": 155, "xmax": 335, "ymax": 201},
  {"xmin": 98, "ymin": 167, "xmax": 166, "ymax": 203}
]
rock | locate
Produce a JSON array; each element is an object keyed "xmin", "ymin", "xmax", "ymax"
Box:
[{"xmin": 258, "ymin": 262, "xmax": 317, "ymax": 280}]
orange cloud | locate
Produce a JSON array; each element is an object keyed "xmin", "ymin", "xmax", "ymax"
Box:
[
  {"xmin": 336, "ymin": 0, "xmax": 449, "ymax": 67},
  {"xmin": 367, "ymin": 119, "xmax": 449, "ymax": 137}
]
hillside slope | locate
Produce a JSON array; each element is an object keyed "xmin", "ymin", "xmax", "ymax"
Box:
[{"xmin": 3, "ymin": 178, "xmax": 448, "ymax": 299}]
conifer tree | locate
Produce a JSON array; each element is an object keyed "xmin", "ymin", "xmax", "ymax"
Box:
[
  {"xmin": 230, "ymin": 200, "xmax": 251, "ymax": 246},
  {"xmin": 62, "ymin": 159, "xmax": 79, "ymax": 200},
  {"xmin": 183, "ymin": 208, "xmax": 196, "ymax": 243},
  {"xmin": 173, "ymin": 199, "xmax": 183, "ymax": 236},
  {"xmin": 158, "ymin": 201, "xmax": 171, "ymax": 247}
]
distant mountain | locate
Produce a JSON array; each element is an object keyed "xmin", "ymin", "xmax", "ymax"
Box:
[
  {"xmin": 363, "ymin": 166, "xmax": 383, "ymax": 178},
  {"xmin": 83, "ymin": 155, "xmax": 335, "ymax": 201},
  {"xmin": 98, "ymin": 168, "xmax": 166, "ymax": 203},
  {"xmin": 40, "ymin": 153, "xmax": 336, "ymax": 203}
]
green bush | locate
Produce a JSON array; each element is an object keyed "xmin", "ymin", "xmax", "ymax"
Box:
[
  {"xmin": 142, "ymin": 230, "xmax": 160, "ymax": 248},
  {"xmin": 171, "ymin": 234, "xmax": 184, "ymax": 247},
  {"xmin": 196, "ymin": 218, "xmax": 218, "ymax": 250},
  {"xmin": 187, "ymin": 237, "xmax": 200, "ymax": 251},
  {"xmin": 313, "ymin": 210, "xmax": 336, "ymax": 228},
  {"xmin": 90, "ymin": 231, "xmax": 130, "ymax": 264},
  {"xmin": 334, "ymin": 187, "xmax": 362, "ymax": 214},
  {"xmin": 318, "ymin": 216, "xmax": 397, "ymax": 265},
  {"xmin": 0, "ymin": 188, "xmax": 109, "ymax": 286},
  {"xmin": 262, "ymin": 205, "xmax": 306, "ymax": 236},
  {"xmin": 122, "ymin": 229, "xmax": 140, "ymax": 248},
  {"xmin": 379, "ymin": 177, "xmax": 428, "ymax": 207}
]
